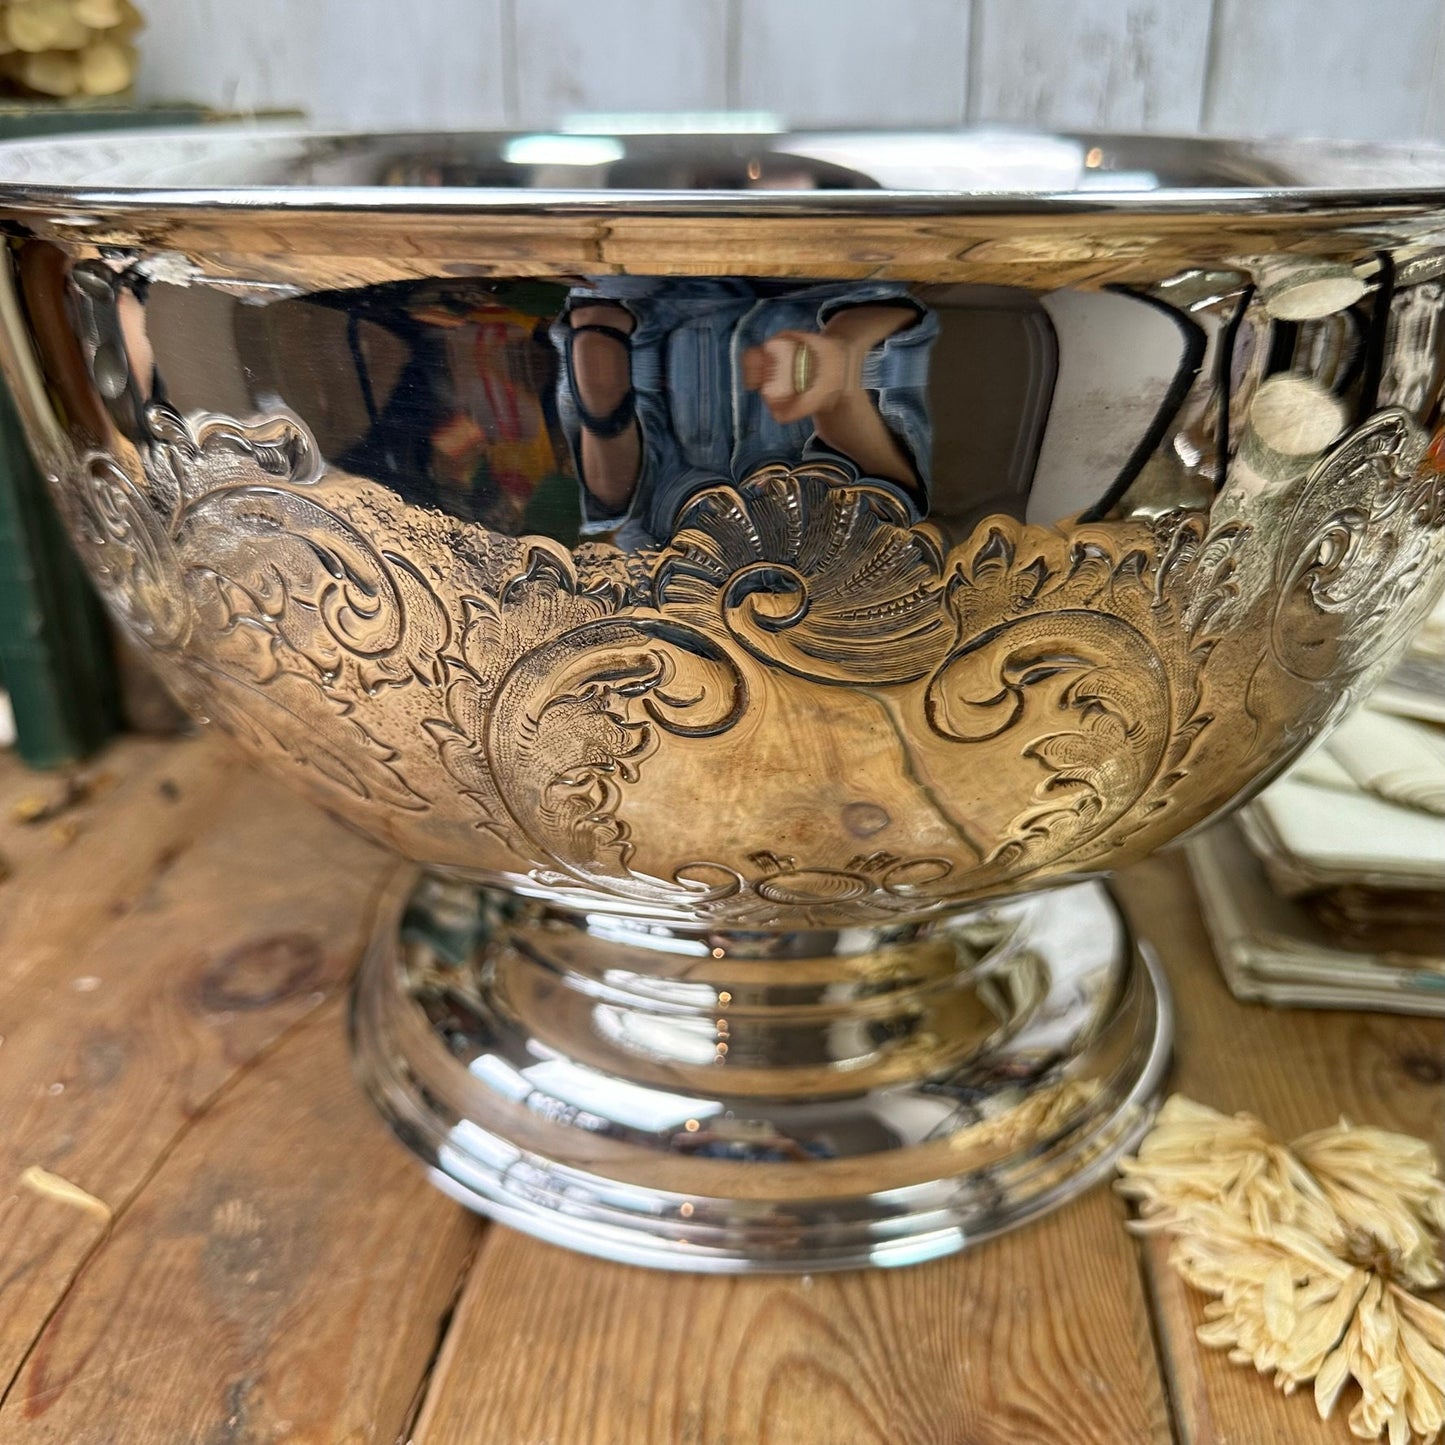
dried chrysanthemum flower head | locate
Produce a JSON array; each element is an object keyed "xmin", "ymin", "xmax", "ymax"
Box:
[
  {"xmin": 1117, "ymin": 1095, "xmax": 1445, "ymax": 1445},
  {"xmin": 1293, "ymin": 1119, "xmax": 1445, "ymax": 1292},
  {"xmin": 1119, "ymin": 1095, "xmax": 1341, "ymax": 1238},
  {"xmin": 1316, "ymin": 1280, "xmax": 1444, "ymax": 1445}
]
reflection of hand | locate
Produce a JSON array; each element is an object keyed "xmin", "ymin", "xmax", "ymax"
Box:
[
  {"xmin": 742, "ymin": 331, "xmax": 852, "ymax": 423},
  {"xmin": 742, "ymin": 305, "xmax": 924, "ymax": 493}
]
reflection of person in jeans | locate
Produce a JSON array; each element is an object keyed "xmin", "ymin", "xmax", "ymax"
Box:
[{"xmin": 552, "ymin": 280, "xmax": 938, "ymax": 541}]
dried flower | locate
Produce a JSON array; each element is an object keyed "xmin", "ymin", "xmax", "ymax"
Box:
[
  {"xmin": 944, "ymin": 1078, "xmax": 1103, "ymax": 1163},
  {"xmin": 1294, "ymin": 1119, "xmax": 1445, "ymax": 1291},
  {"xmin": 0, "ymin": 0, "xmax": 141, "ymax": 97},
  {"xmin": 1118, "ymin": 1095, "xmax": 1445, "ymax": 1445},
  {"xmin": 1119, "ymin": 1095, "xmax": 1340, "ymax": 1239}
]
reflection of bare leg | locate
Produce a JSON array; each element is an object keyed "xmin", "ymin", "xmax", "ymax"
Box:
[{"xmin": 570, "ymin": 303, "xmax": 641, "ymax": 513}]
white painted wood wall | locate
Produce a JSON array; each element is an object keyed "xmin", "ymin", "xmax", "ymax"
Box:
[{"xmin": 135, "ymin": 0, "xmax": 1445, "ymax": 144}]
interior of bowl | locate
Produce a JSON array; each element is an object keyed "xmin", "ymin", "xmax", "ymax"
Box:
[{"xmin": 2, "ymin": 125, "xmax": 1445, "ymax": 209}]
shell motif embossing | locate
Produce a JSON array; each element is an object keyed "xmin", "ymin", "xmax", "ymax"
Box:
[
  {"xmin": 654, "ymin": 462, "xmax": 951, "ymax": 684},
  {"xmin": 670, "ymin": 850, "xmax": 958, "ymax": 926}
]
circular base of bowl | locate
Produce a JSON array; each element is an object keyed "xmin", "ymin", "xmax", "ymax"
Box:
[{"xmin": 351, "ymin": 873, "xmax": 1172, "ymax": 1273}]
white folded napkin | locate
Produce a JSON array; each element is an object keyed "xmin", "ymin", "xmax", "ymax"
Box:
[
  {"xmin": 1322, "ymin": 707, "xmax": 1445, "ymax": 816},
  {"xmin": 1369, "ymin": 590, "xmax": 1445, "ymax": 723},
  {"xmin": 1241, "ymin": 770, "xmax": 1445, "ymax": 895}
]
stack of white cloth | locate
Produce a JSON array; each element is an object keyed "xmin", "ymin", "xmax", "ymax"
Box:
[{"xmin": 1187, "ymin": 602, "xmax": 1445, "ymax": 1016}]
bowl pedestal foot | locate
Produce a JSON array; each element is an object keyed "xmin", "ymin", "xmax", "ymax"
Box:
[{"xmin": 351, "ymin": 874, "xmax": 1172, "ymax": 1272}]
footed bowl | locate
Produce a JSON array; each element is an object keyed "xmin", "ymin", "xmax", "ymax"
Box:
[{"xmin": 0, "ymin": 128, "xmax": 1442, "ymax": 1270}]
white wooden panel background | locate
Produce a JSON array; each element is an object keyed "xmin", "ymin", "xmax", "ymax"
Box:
[{"xmin": 132, "ymin": 0, "xmax": 1445, "ymax": 142}]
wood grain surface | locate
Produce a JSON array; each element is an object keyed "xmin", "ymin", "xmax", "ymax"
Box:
[
  {"xmin": 1, "ymin": 734, "xmax": 1440, "ymax": 1444},
  {"xmin": 413, "ymin": 1188, "xmax": 1170, "ymax": 1445},
  {"xmin": 0, "ymin": 1002, "xmax": 477, "ymax": 1445},
  {"xmin": 0, "ymin": 736, "xmax": 477, "ymax": 1440}
]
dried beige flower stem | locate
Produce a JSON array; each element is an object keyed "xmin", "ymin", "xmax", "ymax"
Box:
[{"xmin": 1117, "ymin": 1095, "xmax": 1445, "ymax": 1445}]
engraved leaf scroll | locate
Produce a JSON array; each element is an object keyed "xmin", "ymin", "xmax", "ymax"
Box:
[
  {"xmin": 74, "ymin": 405, "xmax": 447, "ymax": 811},
  {"xmin": 62, "ymin": 404, "xmax": 1445, "ymax": 925}
]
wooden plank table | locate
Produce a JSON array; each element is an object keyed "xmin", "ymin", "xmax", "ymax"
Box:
[{"xmin": 0, "ymin": 734, "xmax": 1439, "ymax": 1445}]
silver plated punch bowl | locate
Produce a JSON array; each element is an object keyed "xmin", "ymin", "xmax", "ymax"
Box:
[{"xmin": 0, "ymin": 127, "xmax": 1442, "ymax": 1271}]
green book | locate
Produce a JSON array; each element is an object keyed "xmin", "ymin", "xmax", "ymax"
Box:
[{"xmin": 0, "ymin": 102, "xmax": 207, "ymax": 767}]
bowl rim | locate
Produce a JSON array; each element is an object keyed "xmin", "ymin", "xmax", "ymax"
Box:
[{"xmin": 3, "ymin": 124, "xmax": 1445, "ymax": 219}]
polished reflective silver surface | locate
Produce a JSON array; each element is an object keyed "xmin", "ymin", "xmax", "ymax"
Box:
[
  {"xmin": 355, "ymin": 874, "xmax": 1168, "ymax": 1271},
  {"xmin": 0, "ymin": 127, "xmax": 1441, "ymax": 1270}
]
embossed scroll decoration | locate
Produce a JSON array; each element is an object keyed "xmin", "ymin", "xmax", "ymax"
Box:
[
  {"xmin": 72, "ymin": 403, "xmax": 448, "ymax": 811},
  {"xmin": 61, "ymin": 402, "xmax": 1445, "ymax": 927}
]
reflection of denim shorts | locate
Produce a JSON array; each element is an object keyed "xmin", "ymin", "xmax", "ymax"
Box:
[{"xmin": 552, "ymin": 279, "xmax": 939, "ymax": 540}]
